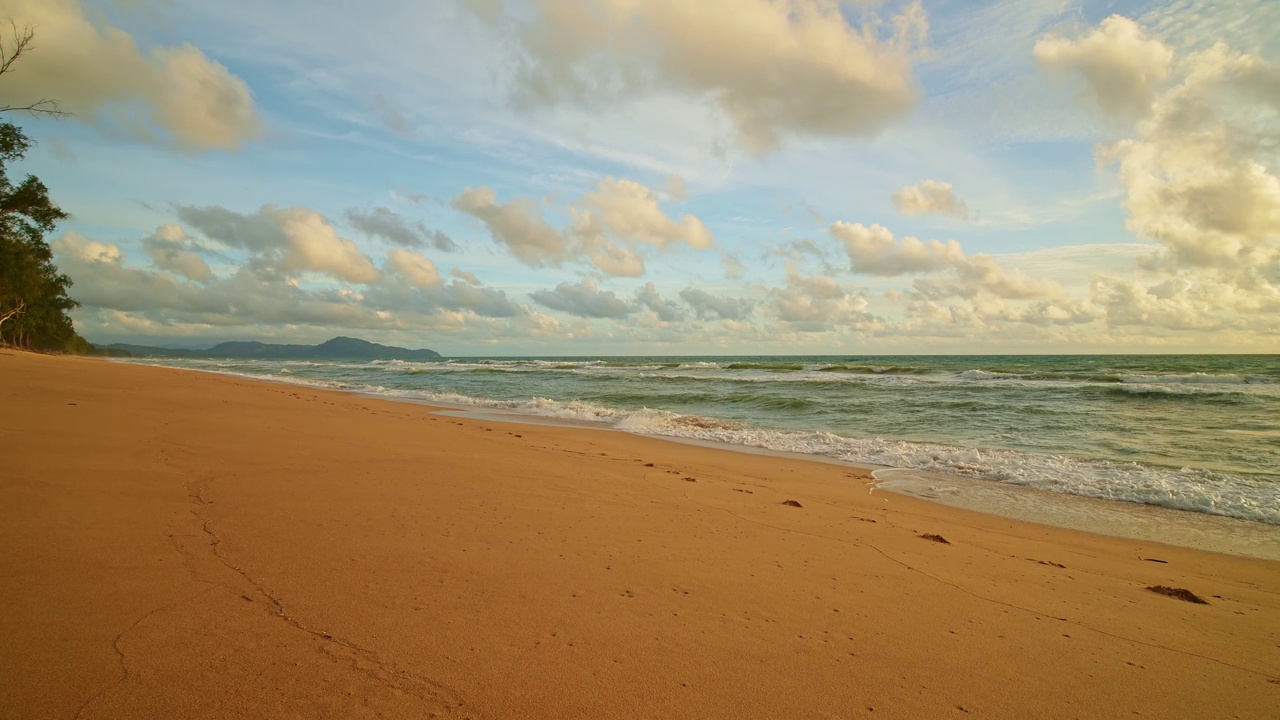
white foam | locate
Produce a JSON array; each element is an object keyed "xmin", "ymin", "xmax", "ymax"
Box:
[
  {"xmin": 958, "ymin": 369, "xmax": 1016, "ymax": 381},
  {"xmin": 117, "ymin": 358, "xmax": 1280, "ymax": 526},
  {"xmin": 1121, "ymin": 373, "xmax": 1248, "ymax": 384},
  {"xmin": 605, "ymin": 405, "xmax": 1280, "ymax": 525}
]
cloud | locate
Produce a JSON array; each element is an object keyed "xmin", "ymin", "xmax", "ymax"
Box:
[
  {"xmin": 1034, "ymin": 15, "xmax": 1174, "ymax": 118},
  {"xmin": 53, "ymin": 228, "xmax": 537, "ymax": 343},
  {"xmin": 453, "ymin": 177, "xmax": 716, "ymax": 276},
  {"xmin": 530, "ymin": 279, "xmax": 634, "ymax": 318},
  {"xmin": 370, "ymin": 279, "xmax": 523, "ymax": 318},
  {"xmin": 51, "ymin": 234, "xmax": 236, "ymax": 315},
  {"xmin": 450, "ymin": 268, "xmax": 483, "ymax": 286},
  {"xmin": 635, "ymin": 282, "xmax": 684, "ymax": 321},
  {"xmin": 0, "ymin": 0, "xmax": 260, "ymax": 151},
  {"xmin": 575, "ymin": 178, "xmax": 713, "ymax": 251},
  {"xmin": 370, "ymin": 92, "xmax": 412, "ymax": 135},
  {"xmin": 141, "ymin": 224, "xmax": 213, "ymax": 281},
  {"xmin": 914, "ymin": 254, "xmax": 1060, "ymax": 301},
  {"xmin": 720, "ymin": 253, "xmax": 746, "ymax": 280},
  {"xmin": 174, "ymin": 204, "xmax": 287, "ymax": 251},
  {"xmin": 828, "ymin": 218, "xmax": 1058, "ymax": 300},
  {"xmin": 891, "ymin": 180, "xmax": 969, "ymax": 218},
  {"xmin": 452, "ymin": 187, "xmax": 572, "ymax": 265},
  {"xmin": 1039, "ymin": 16, "xmax": 1280, "ymax": 332},
  {"xmin": 427, "ymin": 281, "xmax": 522, "ymax": 318},
  {"xmin": 666, "ymin": 174, "xmax": 688, "ymax": 201},
  {"xmin": 385, "ymin": 249, "xmax": 442, "ymax": 288},
  {"xmin": 51, "ymin": 231, "xmax": 123, "ymax": 264},
  {"xmin": 1097, "ymin": 46, "xmax": 1280, "ymax": 274},
  {"xmin": 679, "ymin": 287, "xmax": 754, "ymax": 321},
  {"xmin": 174, "ymin": 204, "xmax": 381, "ymax": 284},
  {"xmin": 1091, "ymin": 275, "xmax": 1213, "ymax": 331},
  {"xmin": 769, "ymin": 268, "xmax": 877, "ymax": 331},
  {"xmin": 497, "ymin": 0, "xmax": 927, "ymax": 154},
  {"xmin": 346, "ymin": 207, "xmax": 459, "ymax": 251},
  {"xmin": 272, "ymin": 208, "xmax": 381, "ymax": 284},
  {"xmin": 830, "ymin": 221, "xmax": 965, "ymax": 275}
]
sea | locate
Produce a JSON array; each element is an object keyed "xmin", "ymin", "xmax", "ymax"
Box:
[{"xmin": 121, "ymin": 354, "xmax": 1280, "ymax": 558}]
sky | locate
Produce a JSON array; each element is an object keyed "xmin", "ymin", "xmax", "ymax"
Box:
[{"xmin": 2, "ymin": 0, "xmax": 1278, "ymax": 355}]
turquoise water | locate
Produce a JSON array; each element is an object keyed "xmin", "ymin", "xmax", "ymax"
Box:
[{"xmin": 125, "ymin": 354, "xmax": 1280, "ymax": 525}]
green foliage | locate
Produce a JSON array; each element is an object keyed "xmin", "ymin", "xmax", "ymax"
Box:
[{"xmin": 0, "ymin": 120, "xmax": 84, "ymax": 351}]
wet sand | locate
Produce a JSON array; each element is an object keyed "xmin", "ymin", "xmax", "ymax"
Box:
[{"xmin": 2, "ymin": 350, "xmax": 1277, "ymax": 719}]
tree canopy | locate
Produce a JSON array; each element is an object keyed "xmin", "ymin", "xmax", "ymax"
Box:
[{"xmin": 0, "ymin": 24, "xmax": 86, "ymax": 352}]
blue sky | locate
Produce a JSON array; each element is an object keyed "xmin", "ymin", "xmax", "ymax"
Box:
[{"xmin": 4, "ymin": 0, "xmax": 1279, "ymax": 354}]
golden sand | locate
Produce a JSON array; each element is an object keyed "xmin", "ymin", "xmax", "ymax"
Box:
[{"xmin": 2, "ymin": 350, "xmax": 1277, "ymax": 719}]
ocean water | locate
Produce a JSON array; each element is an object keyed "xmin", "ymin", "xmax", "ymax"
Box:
[{"xmin": 123, "ymin": 354, "xmax": 1280, "ymax": 532}]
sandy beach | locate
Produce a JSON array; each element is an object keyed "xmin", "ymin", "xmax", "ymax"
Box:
[{"xmin": 2, "ymin": 350, "xmax": 1277, "ymax": 719}]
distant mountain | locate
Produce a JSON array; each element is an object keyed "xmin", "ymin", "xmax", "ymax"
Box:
[{"xmin": 103, "ymin": 336, "xmax": 441, "ymax": 361}]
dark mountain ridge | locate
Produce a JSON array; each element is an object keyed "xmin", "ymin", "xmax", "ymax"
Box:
[{"xmin": 103, "ymin": 336, "xmax": 441, "ymax": 361}]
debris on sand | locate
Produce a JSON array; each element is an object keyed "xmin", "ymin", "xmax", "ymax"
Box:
[
  {"xmin": 1146, "ymin": 585, "xmax": 1209, "ymax": 604},
  {"xmin": 781, "ymin": 500, "xmax": 803, "ymax": 508},
  {"xmin": 919, "ymin": 533, "xmax": 950, "ymax": 544}
]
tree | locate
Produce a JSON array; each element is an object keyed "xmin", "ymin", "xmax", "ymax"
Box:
[
  {"xmin": 0, "ymin": 23, "xmax": 81, "ymax": 351},
  {"xmin": 0, "ymin": 22, "xmax": 67, "ymax": 118}
]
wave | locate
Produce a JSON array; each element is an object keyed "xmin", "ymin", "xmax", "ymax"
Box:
[
  {"xmin": 818, "ymin": 364, "xmax": 934, "ymax": 375},
  {"xmin": 725, "ymin": 362, "xmax": 806, "ymax": 371},
  {"xmin": 1120, "ymin": 372, "xmax": 1254, "ymax": 384},
  {"xmin": 117, "ymin": 357, "xmax": 1278, "ymax": 525},
  {"xmin": 1099, "ymin": 385, "xmax": 1253, "ymax": 402},
  {"xmin": 608, "ymin": 414, "xmax": 1278, "ymax": 525},
  {"xmin": 338, "ymin": 383, "xmax": 1277, "ymax": 525}
]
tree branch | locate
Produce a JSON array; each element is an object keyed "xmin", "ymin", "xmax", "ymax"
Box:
[
  {"xmin": 0, "ymin": 299, "xmax": 25, "ymax": 328},
  {"xmin": 0, "ymin": 22, "xmax": 69, "ymax": 118},
  {"xmin": 0, "ymin": 20, "xmax": 34, "ymax": 77},
  {"xmin": 0, "ymin": 99, "xmax": 68, "ymax": 118}
]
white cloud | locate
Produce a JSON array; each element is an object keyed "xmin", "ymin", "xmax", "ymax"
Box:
[
  {"xmin": 453, "ymin": 177, "xmax": 716, "ymax": 276},
  {"xmin": 385, "ymin": 249, "xmax": 442, "ymax": 288},
  {"xmin": 51, "ymin": 231, "xmax": 123, "ymax": 264},
  {"xmin": 174, "ymin": 204, "xmax": 381, "ymax": 284},
  {"xmin": 576, "ymin": 178, "xmax": 713, "ymax": 251},
  {"xmin": 369, "ymin": 92, "xmax": 412, "ymax": 135},
  {"xmin": 830, "ymin": 221, "xmax": 965, "ymax": 275},
  {"xmin": 720, "ymin": 253, "xmax": 746, "ymax": 280},
  {"xmin": 0, "ymin": 0, "xmax": 261, "ymax": 151},
  {"xmin": 530, "ymin": 279, "xmax": 635, "ymax": 318},
  {"xmin": 769, "ymin": 268, "xmax": 877, "ymax": 331},
  {"xmin": 635, "ymin": 282, "xmax": 684, "ymax": 322},
  {"xmin": 52, "ymin": 226, "xmax": 546, "ymax": 345},
  {"xmin": 1039, "ymin": 16, "xmax": 1280, "ymax": 333},
  {"xmin": 372, "ymin": 279, "xmax": 524, "ymax": 319},
  {"xmin": 346, "ymin": 206, "xmax": 458, "ymax": 251},
  {"xmin": 273, "ymin": 208, "xmax": 381, "ymax": 284},
  {"xmin": 1098, "ymin": 44, "xmax": 1280, "ymax": 274},
  {"xmin": 451, "ymin": 187, "xmax": 573, "ymax": 265},
  {"xmin": 1035, "ymin": 15, "xmax": 1174, "ymax": 118},
  {"xmin": 679, "ymin": 287, "xmax": 754, "ymax": 321},
  {"xmin": 927, "ymin": 254, "xmax": 1060, "ymax": 301},
  {"xmin": 450, "ymin": 268, "xmax": 483, "ymax": 286},
  {"xmin": 174, "ymin": 204, "xmax": 287, "ymax": 251},
  {"xmin": 141, "ymin": 224, "xmax": 213, "ymax": 281},
  {"xmin": 891, "ymin": 180, "xmax": 969, "ymax": 218},
  {"xmin": 494, "ymin": 0, "xmax": 927, "ymax": 154}
]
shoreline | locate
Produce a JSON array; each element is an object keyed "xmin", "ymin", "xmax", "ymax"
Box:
[
  {"xmin": 117, "ymin": 356, "xmax": 1280, "ymax": 560},
  {"xmin": 4, "ymin": 350, "xmax": 1278, "ymax": 719}
]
